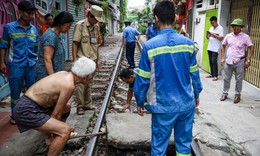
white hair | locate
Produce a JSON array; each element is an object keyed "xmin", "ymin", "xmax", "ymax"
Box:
[{"xmin": 71, "ymin": 57, "xmax": 96, "ymax": 77}]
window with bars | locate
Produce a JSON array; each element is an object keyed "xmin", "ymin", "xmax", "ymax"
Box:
[
  {"xmin": 209, "ymin": 0, "xmax": 219, "ymax": 6},
  {"xmin": 42, "ymin": 1, "xmax": 47, "ymax": 10},
  {"xmin": 196, "ymin": 0, "xmax": 203, "ymax": 8},
  {"xmin": 35, "ymin": 0, "xmax": 48, "ymax": 12},
  {"xmin": 55, "ymin": 2, "xmax": 60, "ymax": 11}
]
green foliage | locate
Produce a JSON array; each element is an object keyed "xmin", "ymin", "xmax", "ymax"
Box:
[
  {"xmin": 128, "ymin": 6, "xmax": 153, "ymax": 24},
  {"xmin": 51, "ymin": 7, "xmax": 59, "ymax": 16},
  {"xmin": 138, "ymin": 22, "xmax": 148, "ymax": 34},
  {"xmin": 100, "ymin": 22, "xmax": 108, "ymax": 36},
  {"xmin": 120, "ymin": 0, "xmax": 127, "ymax": 31},
  {"xmin": 101, "ymin": 0, "xmax": 110, "ymax": 21},
  {"xmin": 73, "ymin": 0, "xmax": 83, "ymax": 16}
]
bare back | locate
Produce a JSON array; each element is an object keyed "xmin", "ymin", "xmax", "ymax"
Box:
[{"xmin": 26, "ymin": 71, "xmax": 75, "ymax": 109}]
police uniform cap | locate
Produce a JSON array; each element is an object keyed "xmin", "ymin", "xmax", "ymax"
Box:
[{"xmin": 89, "ymin": 5, "xmax": 104, "ymax": 22}]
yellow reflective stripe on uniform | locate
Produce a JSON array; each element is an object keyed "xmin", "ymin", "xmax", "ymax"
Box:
[
  {"xmin": 176, "ymin": 151, "xmax": 190, "ymax": 156},
  {"xmin": 136, "ymin": 68, "xmax": 151, "ymax": 78},
  {"xmin": 28, "ymin": 34, "xmax": 37, "ymax": 38},
  {"xmin": 148, "ymin": 44, "xmax": 194, "ymax": 59},
  {"xmin": 11, "ymin": 33, "xmax": 25, "ymax": 38},
  {"xmin": 190, "ymin": 64, "xmax": 198, "ymax": 73},
  {"xmin": 11, "ymin": 98, "xmax": 19, "ymax": 104},
  {"xmin": 144, "ymin": 102, "xmax": 149, "ymax": 106},
  {"xmin": 1, "ymin": 39, "xmax": 8, "ymax": 44}
]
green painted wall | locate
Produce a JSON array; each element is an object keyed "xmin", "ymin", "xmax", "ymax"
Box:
[{"xmin": 201, "ymin": 9, "xmax": 218, "ymax": 73}]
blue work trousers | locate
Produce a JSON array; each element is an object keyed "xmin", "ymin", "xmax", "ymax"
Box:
[
  {"xmin": 8, "ymin": 65, "xmax": 36, "ymax": 112},
  {"xmin": 126, "ymin": 42, "xmax": 136, "ymax": 68},
  {"xmin": 151, "ymin": 108, "xmax": 195, "ymax": 156}
]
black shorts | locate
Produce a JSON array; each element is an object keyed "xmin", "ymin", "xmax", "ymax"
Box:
[{"xmin": 12, "ymin": 95, "xmax": 51, "ymax": 133}]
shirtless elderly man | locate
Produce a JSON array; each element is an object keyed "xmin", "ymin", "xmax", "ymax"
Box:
[{"xmin": 12, "ymin": 56, "xmax": 96, "ymax": 156}]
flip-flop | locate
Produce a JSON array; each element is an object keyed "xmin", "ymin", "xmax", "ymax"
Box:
[
  {"xmin": 9, "ymin": 118, "xmax": 16, "ymax": 125},
  {"xmin": 76, "ymin": 108, "xmax": 85, "ymax": 115}
]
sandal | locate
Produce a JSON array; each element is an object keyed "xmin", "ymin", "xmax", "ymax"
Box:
[
  {"xmin": 82, "ymin": 105, "xmax": 96, "ymax": 110},
  {"xmin": 212, "ymin": 77, "xmax": 218, "ymax": 81},
  {"xmin": 76, "ymin": 108, "xmax": 85, "ymax": 115},
  {"xmin": 9, "ymin": 118, "xmax": 16, "ymax": 125}
]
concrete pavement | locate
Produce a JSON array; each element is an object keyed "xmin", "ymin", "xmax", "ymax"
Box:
[
  {"xmin": 107, "ymin": 69, "xmax": 260, "ymax": 156},
  {"xmin": 194, "ymin": 69, "xmax": 260, "ymax": 155}
]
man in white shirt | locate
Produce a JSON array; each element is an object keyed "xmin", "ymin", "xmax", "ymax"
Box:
[{"xmin": 206, "ymin": 16, "xmax": 224, "ymax": 81}]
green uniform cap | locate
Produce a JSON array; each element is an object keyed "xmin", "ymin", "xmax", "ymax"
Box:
[{"xmin": 231, "ymin": 18, "xmax": 244, "ymax": 27}]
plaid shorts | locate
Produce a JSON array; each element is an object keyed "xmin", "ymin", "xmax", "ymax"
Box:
[{"xmin": 12, "ymin": 95, "xmax": 51, "ymax": 133}]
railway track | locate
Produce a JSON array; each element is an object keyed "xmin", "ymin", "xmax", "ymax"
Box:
[{"xmin": 58, "ymin": 36, "xmax": 203, "ymax": 156}]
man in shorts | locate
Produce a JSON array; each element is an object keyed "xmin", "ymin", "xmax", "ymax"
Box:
[{"xmin": 12, "ymin": 57, "xmax": 96, "ymax": 156}]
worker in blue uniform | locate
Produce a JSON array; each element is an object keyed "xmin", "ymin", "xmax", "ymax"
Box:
[
  {"xmin": 134, "ymin": 1, "xmax": 203, "ymax": 156},
  {"xmin": 146, "ymin": 19, "xmax": 159, "ymax": 40},
  {"xmin": 0, "ymin": 1, "xmax": 39, "ymax": 125},
  {"xmin": 118, "ymin": 68, "xmax": 136, "ymax": 112},
  {"xmin": 122, "ymin": 21, "xmax": 140, "ymax": 68}
]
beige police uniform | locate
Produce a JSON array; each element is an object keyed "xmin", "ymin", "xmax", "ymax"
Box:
[{"xmin": 73, "ymin": 18, "xmax": 99, "ymax": 108}]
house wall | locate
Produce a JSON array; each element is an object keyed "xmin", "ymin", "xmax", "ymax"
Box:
[
  {"xmin": 192, "ymin": 0, "xmax": 224, "ymax": 73},
  {"xmin": 193, "ymin": 11, "xmax": 206, "ymax": 67},
  {"xmin": 229, "ymin": 0, "xmax": 260, "ymax": 88},
  {"xmin": 217, "ymin": 0, "xmax": 231, "ymax": 75},
  {"xmin": 192, "ymin": 0, "xmax": 259, "ymax": 88},
  {"xmin": 0, "ymin": 0, "xmax": 20, "ymax": 100},
  {"xmin": 67, "ymin": 0, "xmax": 85, "ymax": 60},
  {"xmin": 0, "ymin": 0, "xmax": 70, "ymax": 100}
]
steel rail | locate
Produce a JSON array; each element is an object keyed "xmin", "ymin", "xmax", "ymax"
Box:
[
  {"xmin": 86, "ymin": 45, "xmax": 124, "ymax": 156},
  {"xmin": 191, "ymin": 139, "xmax": 203, "ymax": 156}
]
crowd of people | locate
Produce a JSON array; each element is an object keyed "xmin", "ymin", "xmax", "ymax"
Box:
[
  {"xmin": 119, "ymin": 1, "xmax": 254, "ymax": 156},
  {"xmin": 0, "ymin": 1, "xmax": 103, "ymax": 155},
  {"xmin": 0, "ymin": 0, "xmax": 255, "ymax": 156}
]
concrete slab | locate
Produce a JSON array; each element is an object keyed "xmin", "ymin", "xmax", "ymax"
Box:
[
  {"xmin": 106, "ymin": 112, "xmax": 174, "ymax": 149},
  {"xmin": 66, "ymin": 101, "xmax": 95, "ymax": 145}
]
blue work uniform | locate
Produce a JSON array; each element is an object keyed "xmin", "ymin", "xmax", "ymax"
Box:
[
  {"xmin": 122, "ymin": 26, "xmax": 140, "ymax": 68},
  {"xmin": 146, "ymin": 25, "xmax": 159, "ymax": 40},
  {"xmin": 0, "ymin": 20, "xmax": 39, "ymax": 111},
  {"xmin": 36, "ymin": 28, "xmax": 65, "ymax": 81},
  {"xmin": 134, "ymin": 28, "xmax": 202, "ymax": 156}
]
